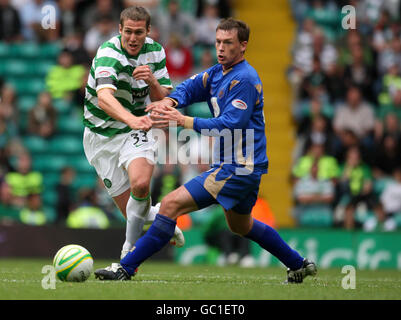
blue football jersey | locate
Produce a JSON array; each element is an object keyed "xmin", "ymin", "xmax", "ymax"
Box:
[{"xmin": 169, "ymin": 60, "xmax": 268, "ymax": 173}]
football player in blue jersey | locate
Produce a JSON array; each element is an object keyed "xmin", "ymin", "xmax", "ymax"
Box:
[{"xmin": 94, "ymin": 18, "xmax": 317, "ymax": 283}]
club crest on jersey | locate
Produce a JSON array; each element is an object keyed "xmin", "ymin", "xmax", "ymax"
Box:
[{"xmin": 232, "ymin": 99, "xmax": 247, "ymax": 110}]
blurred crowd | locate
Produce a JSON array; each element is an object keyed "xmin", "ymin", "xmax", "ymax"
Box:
[{"xmin": 288, "ymin": 0, "xmax": 401, "ymax": 231}]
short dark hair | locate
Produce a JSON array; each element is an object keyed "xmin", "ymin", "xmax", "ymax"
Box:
[
  {"xmin": 120, "ymin": 6, "xmax": 151, "ymax": 29},
  {"xmin": 216, "ymin": 18, "xmax": 250, "ymax": 42}
]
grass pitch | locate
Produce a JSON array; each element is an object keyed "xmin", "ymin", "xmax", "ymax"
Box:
[{"xmin": 0, "ymin": 258, "xmax": 400, "ymax": 300}]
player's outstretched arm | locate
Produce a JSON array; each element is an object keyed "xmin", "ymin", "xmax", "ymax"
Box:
[
  {"xmin": 158, "ymin": 80, "xmax": 257, "ymax": 133},
  {"xmin": 97, "ymin": 88, "xmax": 153, "ymax": 131},
  {"xmin": 149, "ymin": 79, "xmax": 258, "ymax": 131}
]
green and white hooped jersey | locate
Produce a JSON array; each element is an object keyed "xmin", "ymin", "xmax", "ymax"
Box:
[{"xmin": 83, "ymin": 35, "xmax": 173, "ymax": 137}]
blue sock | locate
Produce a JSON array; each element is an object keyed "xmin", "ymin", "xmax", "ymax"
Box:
[
  {"xmin": 120, "ymin": 213, "xmax": 176, "ymax": 275},
  {"xmin": 245, "ymin": 219, "xmax": 304, "ymax": 270}
]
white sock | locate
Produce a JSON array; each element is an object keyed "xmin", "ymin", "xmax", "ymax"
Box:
[
  {"xmin": 122, "ymin": 193, "xmax": 151, "ymax": 254},
  {"xmin": 144, "ymin": 204, "xmax": 158, "ymax": 225}
]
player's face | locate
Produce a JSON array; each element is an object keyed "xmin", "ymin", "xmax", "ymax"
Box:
[
  {"xmin": 215, "ymin": 29, "xmax": 247, "ymax": 70},
  {"xmin": 119, "ymin": 19, "xmax": 149, "ymax": 56}
]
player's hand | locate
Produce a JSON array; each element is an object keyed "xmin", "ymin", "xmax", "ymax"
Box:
[
  {"xmin": 150, "ymin": 105, "xmax": 185, "ymax": 127},
  {"xmin": 145, "ymin": 99, "xmax": 175, "ymax": 128},
  {"xmin": 145, "ymin": 97, "xmax": 175, "ymax": 113},
  {"xmin": 127, "ymin": 115, "xmax": 153, "ymax": 131},
  {"xmin": 132, "ymin": 65, "xmax": 156, "ymax": 85}
]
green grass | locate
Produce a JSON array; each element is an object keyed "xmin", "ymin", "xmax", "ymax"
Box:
[{"xmin": 0, "ymin": 258, "xmax": 400, "ymax": 300}]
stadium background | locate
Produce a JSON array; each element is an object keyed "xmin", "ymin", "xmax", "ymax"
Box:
[{"xmin": 0, "ymin": 0, "xmax": 401, "ymax": 270}]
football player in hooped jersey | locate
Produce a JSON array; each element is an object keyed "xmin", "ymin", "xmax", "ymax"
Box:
[
  {"xmin": 94, "ymin": 18, "xmax": 317, "ymax": 283},
  {"xmin": 82, "ymin": 6, "xmax": 185, "ymax": 264}
]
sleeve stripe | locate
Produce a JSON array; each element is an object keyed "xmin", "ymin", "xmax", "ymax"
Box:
[
  {"xmin": 96, "ymin": 84, "xmax": 117, "ymax": 92},
  {"xmin": 202, "ymin": 72, "xmax": 209, "ymax": 88}
]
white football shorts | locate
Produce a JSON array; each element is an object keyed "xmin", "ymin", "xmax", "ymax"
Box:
[{"xmin": 83, "ymin": 127, "xmax": 155, "ymax": 197}]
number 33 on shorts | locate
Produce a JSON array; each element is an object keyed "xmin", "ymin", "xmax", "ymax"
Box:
[{"xmin": 130, "ymin": 130, "xmax": 149, "ymax": 148}]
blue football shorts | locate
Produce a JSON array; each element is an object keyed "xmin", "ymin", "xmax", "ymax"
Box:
[{"xmin": 184, "ymin": 164, "xmax": 264, "ymax": 215}]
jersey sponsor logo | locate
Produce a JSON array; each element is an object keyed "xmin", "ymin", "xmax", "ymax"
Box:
[
  {"xmin": 132, "ymin": 86, "xmax": 150, "ymax": 98},
  {"xmin": 232, "ymin": 99, "xmax": 247, "ymax": 110}
]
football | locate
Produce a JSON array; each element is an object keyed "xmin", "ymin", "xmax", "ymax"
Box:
[{"xmin": 53, "ymin": 245, "xmax": 93, "ymax": 282}]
